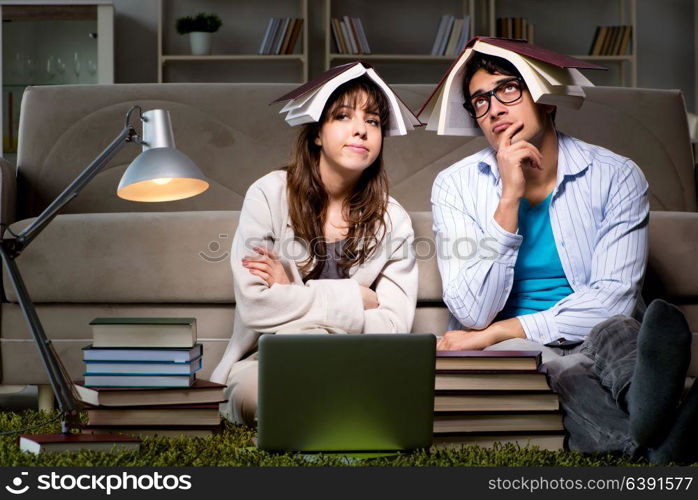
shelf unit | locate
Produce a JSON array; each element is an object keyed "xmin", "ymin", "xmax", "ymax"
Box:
[
  {"xmin": 486, "ymin": 0, "xmax": 637, "ymax": 87},
  {"xmin": 157, "ymin": 0, "xmax": 309, "ymax": 83},
  {"xmin": 324, "ymin": 0, "xmax": 474, "ymax": 70},
  {"xmin": 0, "ymin": 0, "xmax": 114, "ymax": 158}
]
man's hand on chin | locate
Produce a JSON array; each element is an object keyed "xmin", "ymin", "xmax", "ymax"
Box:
[{"xmin": 436, "ymin": 317, "xmax": 526, "ymax": 351}]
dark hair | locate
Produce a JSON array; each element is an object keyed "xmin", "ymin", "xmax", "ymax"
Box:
[
  {"xmin": 462, "ymin": 52, "xmax": 556, "ymax": 122},
  {"xmin": 284, "ymin": 75, "xmax": 390, "ymax": 281}
]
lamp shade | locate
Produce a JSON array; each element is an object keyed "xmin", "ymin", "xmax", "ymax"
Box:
[{"xmin": 117, "ymin": 109, "xmax": 209, "ymax": 202}]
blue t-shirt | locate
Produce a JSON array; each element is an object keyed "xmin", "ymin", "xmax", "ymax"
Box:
[{"xmin": 498, "ymin": 192, "xmax": 574, "ymax": 320}]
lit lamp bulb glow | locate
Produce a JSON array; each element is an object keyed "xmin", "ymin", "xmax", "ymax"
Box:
[{"xmin": 117, "ymin": 109, "xmax": 209, "ymax": 202}]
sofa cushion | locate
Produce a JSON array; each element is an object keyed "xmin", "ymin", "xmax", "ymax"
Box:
[{"xmin": 5, "ymin": 212, "xmax": 236, "ymax": 303}]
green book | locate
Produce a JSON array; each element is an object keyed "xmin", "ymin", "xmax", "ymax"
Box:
[{"xmin": 89, "ymin": 317, "xmax": 197, "ymax": 348}]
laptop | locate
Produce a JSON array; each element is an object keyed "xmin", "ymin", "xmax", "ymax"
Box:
[{"xmin": 257, "ymin": 333, "xmax": 436, "ymax": 454}]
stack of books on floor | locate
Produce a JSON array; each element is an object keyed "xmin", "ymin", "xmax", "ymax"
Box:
[
  {"xmin": 331, "ymin": 17, "xmax": 371, "ymax": 55},
  {"xmin": 431, "ymin": 350, "xmax": 565, "ymax": 451},
  {"xmin": 258, "ymin": 17, "xmax": 304, "ymax": 55},
  {"xmin": 430, "ymin": 15, "xmax": 470, "ymax": 56},
  {"xmin": 74, "ymin": 317, "xmax": 226, "ymax": 438}
]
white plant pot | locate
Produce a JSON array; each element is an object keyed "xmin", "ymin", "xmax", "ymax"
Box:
[{"xmin": 189, "ymin": 32, "xmax": 212, "ymax": 55}]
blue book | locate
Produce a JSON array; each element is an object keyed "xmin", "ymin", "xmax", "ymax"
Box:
[
  {"xmin": 83, "ymin": 374, "xmax": 196, "ymax": 388},
  {"xmin": 82, "ymin": 344, "xmax": 202, "ymax": 363},
  {"xmin": 84, "ymin": 356, "xmax": 202, "ymax": 376}
]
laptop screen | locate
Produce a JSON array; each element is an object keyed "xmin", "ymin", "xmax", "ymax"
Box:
[{"xmin": 257, "ymin": 333, "xmax": 436, "ymax": 453}]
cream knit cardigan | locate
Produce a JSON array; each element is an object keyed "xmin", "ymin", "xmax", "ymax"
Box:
[{"xmin": 210, "ymin": 170, "xmax": 418, "ymax": 384}]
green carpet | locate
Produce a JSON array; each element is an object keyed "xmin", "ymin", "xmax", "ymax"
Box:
[{"xmin": 0, "ymin": 410, "xmax": 692, "ymax": 467}]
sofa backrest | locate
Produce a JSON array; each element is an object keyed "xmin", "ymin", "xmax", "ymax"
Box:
[{"xmin": 14, "ymin": 83, "xmax": 696, "ymax": 222}]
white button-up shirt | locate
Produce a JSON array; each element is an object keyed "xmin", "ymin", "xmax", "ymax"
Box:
[{"xmin": 431, "ymin": 132, "xmax": 649, "ymax": 344}]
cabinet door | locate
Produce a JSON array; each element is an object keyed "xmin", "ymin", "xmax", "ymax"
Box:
[{"xmin": 1, "ymin": 2, "xmax": 114, "ymax": 157}]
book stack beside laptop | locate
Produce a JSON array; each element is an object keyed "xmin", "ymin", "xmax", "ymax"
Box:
[
  {"xmin": 432, "ymin": 350, "xmax": 565, "ymax": 451},
  {"xmin": 75, "ymin": 317, "xmax": 225, "ymax": 437}
]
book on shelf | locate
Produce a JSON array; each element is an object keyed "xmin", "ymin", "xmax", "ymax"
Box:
[
  {"xmin": 354, "ymin": 18, "xmax": 371, "ymax": 54},
  {"xmin": 589, "ymin": 26, "xmax": 604, "ymax": 55},
  {"xmin": 434, "ymin": 392, "xmax": 560, "ymax": 412},
  {"xmin": 433, "ymin": 411, "xmax": 564, "ymax": 434},
  {"xmin": 83, "ymin": 373, "xmax": 195, "ymax": 388},
  {"xmin": 18, "ymin": 433, "xmax": 141, "ymax": 454},
  {"xmin": 436, "ymin": 350, "xmax": 541, "ymax": 372},
  {"xmin": 344, "ymin": 16, "xmax": 360, "ymax": 54},
  {"xmin": 618, "ymin": 26, "xmax": 633, "ymax": 56},
  {"xmin": 431, "ymin": 15, "xmax": 451, "ymax": 56},
  {"xmin": 259, "ymin": 18, "xmax": 276, "ymax": 55},
  {"xmin": 454, "ymin": 16, "xmax": 471, "ymax": 56},
  {"xmin": 435, "ymin": 372, "xmax": 550, "ymax": 392},
  {"xmin": 331, "ymin": 18, "xmax": 346, "ymax": 53},
  {"xmin": 444, "ymin": 18, "xmax": 464, "ymax": 57},
  {"xmin": 418, "ymin": 36, "xmax": 605, "ymax": 136},
  {"xmin": 82, "ymin": 344, "xmax": 203, "ymax": 363},
  {"xmin": 86, "ymin": 403, "xmax": 222, "ymax": 427},
  {"xmin": 431, "ymin": 432, "xmax": 565, "ymax": 451},
  {"xmin": 89, "ymin": 317, "xmax": 196, "ymax": 348},
  {"xmin": 259, "ymin": 18, "xmax": 302, "ymax": 55},
  {"xmin": 438, "ymin": 15, "xmax": 455, "ymax": 56},
  {"xmin": 272, "ymin": 61, "xmax": 421, "ymax": 136},
  {"xmin": 497, "ymin": 17, "xmax": 531, "ymax": 41},
  {"xmin": 74, "ymin": 378, "xmax": 226, "ymax": 407},
  {"xmin": 278, "ymin": 18, "xmax": 295, "ymax": 55},
  {"xmin": 589, "ymin": 25, "xmax": 632, "ymax": 56},
  {"xmin": 82, "ymin": 425, "xmax": 222, "ymax": 438},
  {"xmin": 341, "ymin": 18, "xmax": 357, "ymax": 54},
  {"xmin": 83, "ymin": 356, "xmax": 203, "ymax": 376},
  {"xmin": 285, "ymin": 19, "xmax": 303, "ymax": 54}
]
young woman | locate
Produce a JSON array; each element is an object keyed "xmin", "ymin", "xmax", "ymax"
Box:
[{"xmin": 210, "ymin": 74, "xmax": 418, "ymax": 426}]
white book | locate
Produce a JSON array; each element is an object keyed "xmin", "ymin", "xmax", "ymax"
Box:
[{"xmin": 275, "ymin": 62, "xmax": 421, "ymax": 136}]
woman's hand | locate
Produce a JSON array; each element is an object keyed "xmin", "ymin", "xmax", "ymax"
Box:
[
  {"xmin": 360, "ymin": 285, "xmax": 379, "ymax": 310},
  {"xmin": 242, "ymin": 246, "xmax": 292, "ymax": 287}
]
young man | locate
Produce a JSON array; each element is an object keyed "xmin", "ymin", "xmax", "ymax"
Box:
[{"xmin": 431, "ymin": 52, "xmax": 698, "ymax": 463}]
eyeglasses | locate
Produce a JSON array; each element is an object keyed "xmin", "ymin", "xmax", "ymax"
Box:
[{"xmin": 463, "ymin": 77, "xmax": 525, "ymax": 119}]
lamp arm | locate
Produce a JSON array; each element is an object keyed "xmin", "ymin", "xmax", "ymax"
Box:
[
  {"xmin": 0, "ymin": 244, "xmax": 80, "ymax": 432},
  {"xmin": 12, "ymin": 124, "xmax": 135, "ymax": 254},
  {"xmin": 0, "ymin": 105, "xmax": 144, "ymax": 433}
]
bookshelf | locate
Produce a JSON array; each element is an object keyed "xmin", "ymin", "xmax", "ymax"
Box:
[
  {"xmin": 157, "ymin": 0, "xmax": 308, "ymax": 83},
  {"xmin": 324, "ymin": 0, "xmax": 474, "ymax": 82},
  {"xmin": 486, "ymin": 0, "xmax": 637, "ymax": 87}
]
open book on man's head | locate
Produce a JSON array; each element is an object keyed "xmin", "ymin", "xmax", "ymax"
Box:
[
  {"xmin": 417, "ymin": 37, "xmax": 607, "ymax": 136},
  {"xmin": 271, "ymin": 62, "xmax": 422, "ymax": 136}
]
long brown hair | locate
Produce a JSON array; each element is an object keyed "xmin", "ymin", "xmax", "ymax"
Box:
[{"xmin": 285, "ymin": 76, "xmax": 391, "ymax": 280}]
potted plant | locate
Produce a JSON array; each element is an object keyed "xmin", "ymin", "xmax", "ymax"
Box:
[{"xmin": 176, "ymin": 12, "xmax": 223, "ymax": 56}]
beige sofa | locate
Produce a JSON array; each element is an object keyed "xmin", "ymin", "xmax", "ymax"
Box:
[{"xmin": 1, "ymin": 83, "xmax": 697, "ymax": 401}]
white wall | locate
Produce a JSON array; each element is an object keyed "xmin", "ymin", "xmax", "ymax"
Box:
[{"xmin": 112, "ymin": 0, "xmax": 696, "ymax": 111}]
